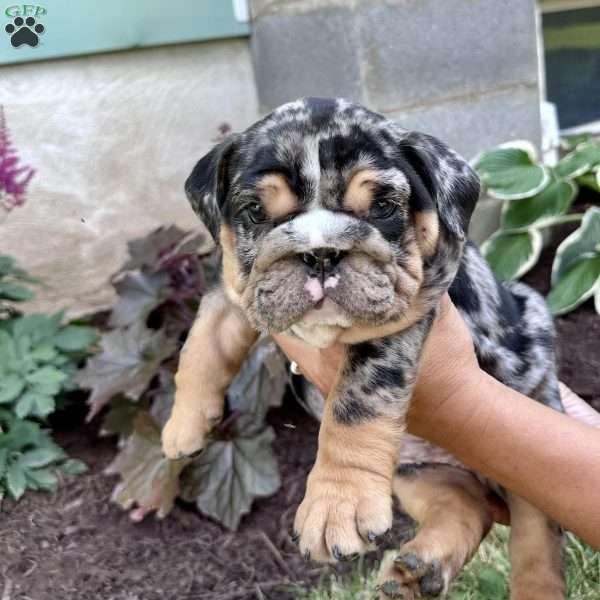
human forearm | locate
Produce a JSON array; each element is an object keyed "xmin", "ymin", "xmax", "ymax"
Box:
[{"xmin": 412, "ymin": 370, "xmax": 600, "ymax": 548}]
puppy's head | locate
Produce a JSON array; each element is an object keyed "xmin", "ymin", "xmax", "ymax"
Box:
[{"xmin": 186, "ymin": 98, "xmax": 479, "ymax": 345}]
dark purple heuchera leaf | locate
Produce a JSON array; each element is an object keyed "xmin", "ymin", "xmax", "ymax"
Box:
[
  {"xmin": 226, "ymin": 338, "xmax": 287, "ymax": 436},
  {"xmin": 174, "ymin": 341, "xmax": 286, "ymax": 529},
  {"xmin": 106, "ymin": 411, "xmax": 190, "ymax": 519},
  {"xmin": 110, "ymin": 227, "xmax": 212, "ymax": 332},
  {"xmin": 108, "ymin": 270, "xmax": 170, "ymax": 328},
  {"xmin": 88, "ymin": 225, "xmax": 287, "ymax": 528},
  {"xmin": 122, "ymin": 226, "xmax": 197, "ymax": 272},
  {"xmin": 179, "ymin": 427, "xmax": 280, "ymax": 531},
  {"xmin": 0, "ymin": 106, "xmax": 35, "ymax": 212},
  {"xmin": 77, "ymin": 322, "xmax": 176, "ymax": 420}
]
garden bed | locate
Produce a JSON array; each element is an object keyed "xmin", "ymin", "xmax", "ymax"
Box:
[{"xmin": 1, "ymin": 239, "xmax": 598, "ymax": 600}]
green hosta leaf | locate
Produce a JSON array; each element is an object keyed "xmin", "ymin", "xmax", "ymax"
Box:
[
  {"xmin": 552, "ymin": 207, "xmax": 600, "ymax": 285},
  {"xmin": 562, "ymin": 134, "xmax": 592, "ymax": 151},
  {"xmin": 109, "ymin": 270, "xmax": 170, "ymax": 328},
  {"xmin": 53, "ymin": 325, "xmax": 98, "ymax": 352},
  {"xmin": 473, "ymin": 143, "xmax": 549, "ymax": 200},
  {"xmin": 106, "ymin": 412, "xmax": 189, "ymax": 518},
  {"xmin": 6, "ymin": 462, "xmax": 27, "ymax": 499},
  {"xmin": 26, "ymin": 468, "xmax": 58, "ymax": 492},
  {"xmin": 547, "ymin": 254, "xmax": 600, "ymax": 316},
  {"xmin": 227, "ymin": 339, "xmax": 288, "ymax": 436},
  {"xmin": 481, "ymin": 230, "xmax": 542, "ymax": 281},
  {"xmin": 501, "ymin": 179, "xmax": 577, "ymax": 230},
  {"xmin": 0, "ymin": 282, "xmax": 34, "ymax": 302},
  {"xmin": 77, "ymin": 322, "xmax": 177, "ymax": 419},
  {"xmin": 554, "ymin": 142, "xmax": 600, "ymax": 179},
  {"xmin": 61, "ymin": 458, "xmax": 88, "ymax": 476},
  {"xmin": 18, "ymin": 446, "xmax": 65, "ymax": 469},
  {"xmin": 0, "ymin": 374, "xmax": 25, "ymax": 404},
  {"xmin": 576, "ymin": 169, "xmax": 600, "ymax": 193},
  {"xmin": 15, "ymin": 391, "xmax": 55, "ymax": 419},
  {"xmin": 180, "ymin": 427, "xmax": 281, "ymax": 530}
]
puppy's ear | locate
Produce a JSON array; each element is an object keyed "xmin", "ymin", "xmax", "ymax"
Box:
[
  {"xmin": 400, "ymin": 132, "xmax": 480, "ymax": 242},
  {"xmin": 185, "ymin": 136, "xmax": 238, "ymax": 241}
]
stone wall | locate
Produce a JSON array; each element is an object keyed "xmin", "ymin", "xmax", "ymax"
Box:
[{"xmin": 1, "ymin": 40, "xmax": 260, "ymax": 316}]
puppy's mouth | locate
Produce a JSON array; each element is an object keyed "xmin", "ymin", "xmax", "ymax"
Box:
[
  {"xmin": 299, "ymin": 248, "xmax": 346, "ymax": 305},
  {"xmin": 303, "ymin": 273, "xmax": 342, "ymax": 310}
]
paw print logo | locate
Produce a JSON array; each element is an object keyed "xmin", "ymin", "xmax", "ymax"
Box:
[{"xmin": 5, "ymin": 16, "xmax": 45, "ymax": 48}]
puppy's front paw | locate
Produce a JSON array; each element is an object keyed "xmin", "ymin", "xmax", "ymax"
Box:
[
  {"xmin": 161, "ymin": 401, "xmax": 221, "ymax": 459},
  {"xmin": 293, "ymin": 467, "xmax": 392, "ymax": 562}
]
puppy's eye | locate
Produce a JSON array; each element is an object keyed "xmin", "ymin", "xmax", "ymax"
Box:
[
  {"xmin": 246, "ymin": 201, "xmax": 268, "ymax": 224},
  {"xmin": 370, "ymin": 199, "xmax": 397, "ymax": 219}
]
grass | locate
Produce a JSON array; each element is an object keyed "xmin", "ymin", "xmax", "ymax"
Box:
[{"xmin": 292, "ymin": 526, "xmax": 600, "ymax": 600}]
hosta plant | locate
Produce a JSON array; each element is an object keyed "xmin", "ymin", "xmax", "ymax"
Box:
[
  {"xmin": 0, "ymin": 256, "xmax": 93, "ymax": 500},
  {"xmin": 77, "ymin": 226, "xmax": 288, "ymax": 529},
  {"xmin": 473, "ymin": 138, "xmax": 600, "ymax": 315}
]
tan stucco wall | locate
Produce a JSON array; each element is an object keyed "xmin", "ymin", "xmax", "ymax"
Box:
[{"xmin": 0, "ymin": 39, "xmax": 260, "ymax": 317}]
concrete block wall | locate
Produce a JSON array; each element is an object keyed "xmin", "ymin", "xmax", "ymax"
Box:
[{"xmin": 251, "ymin": 0, "xmax": 542, "ymax": 159}]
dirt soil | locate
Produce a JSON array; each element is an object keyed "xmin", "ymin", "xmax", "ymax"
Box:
[{"xmin": 2, "ymin": 235, "xmax": 598, "ymax": 600}]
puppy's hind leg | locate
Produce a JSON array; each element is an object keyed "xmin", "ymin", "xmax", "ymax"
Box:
[
  {"xmin": 505, "ymin": 368, "xmax": 565, "ymax": 600},
  {"xmin": 162, "ymin": 287, "xmax": 258, "ymax": 459},
  {"xmin": 507, "ymin": 493, "xmax": 565, "ymax": 600},
  {"xmin": 376, "ymin": 465, "xmax": 493, "ymax": 599}
]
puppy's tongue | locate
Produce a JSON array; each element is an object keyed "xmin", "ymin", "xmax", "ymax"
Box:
[
  {"xmin": 304, "ymin": 275, "xmax": 341, "ymax": 308},
  {"xmin": 304, "ymin": 277, "xmax": 324, "ymax": 303}
]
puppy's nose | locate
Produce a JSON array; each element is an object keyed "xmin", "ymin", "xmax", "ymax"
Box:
[{"xmin": 301, "ymin": 248, "xmax": 345, "ymax": 275}]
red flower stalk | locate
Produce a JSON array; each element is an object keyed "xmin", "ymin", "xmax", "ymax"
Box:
[{"xmin": 0, "ymin": 105, "xmax": 35, "ymax": 212}]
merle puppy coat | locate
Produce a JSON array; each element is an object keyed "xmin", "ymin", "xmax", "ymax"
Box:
[{"xmin": 162, "ymin": 98, "xmax": 565, "ymax": 599}]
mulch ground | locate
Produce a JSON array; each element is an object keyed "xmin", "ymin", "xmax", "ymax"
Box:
[{"xmin": 1, "ymin": 230, "xmax": 598, "ymax": 600}]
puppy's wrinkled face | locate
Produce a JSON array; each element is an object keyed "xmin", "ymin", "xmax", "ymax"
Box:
[{"xmin": 187, "ymin": 98, "xmax": 479, "ymax": 346}]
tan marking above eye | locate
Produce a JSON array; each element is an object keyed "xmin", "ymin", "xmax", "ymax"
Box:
[
  {"xmin": 413, "ymin": 210, "xmax": 439, "ymax": 257},
  {"xmin": 256, "ymin": 173, "xmax": 298, "ymax": 220},
  {"xmin": 343, "ymin": 169, "xmax": 380, "ymax": 214}
]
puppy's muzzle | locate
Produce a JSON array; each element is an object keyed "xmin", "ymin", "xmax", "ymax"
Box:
[{"xmin": 300, "ymin": 248, "xmax": 347, "ymax": 280}]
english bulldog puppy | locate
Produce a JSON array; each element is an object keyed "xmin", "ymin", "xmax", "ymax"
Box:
[{"xmin": 162, "ymin": 98, "xmax": 565, "ymax": 599}]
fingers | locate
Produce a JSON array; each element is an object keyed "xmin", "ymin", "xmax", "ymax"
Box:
[{"xmin": 273, "ymin": 333, "xmax": 345, "ymax": 396}]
